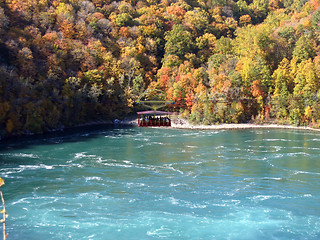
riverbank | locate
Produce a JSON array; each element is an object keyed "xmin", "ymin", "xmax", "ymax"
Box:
[
  {"xmin": 169, "ymin": 118, "xmax": 320, "ymax": 132},
  {"xmin": 72, "ymin": 117, "xmax": 320, "ymax": 132},
  {"xmin": 1, "ymin": 117, "xmax": 319, "ymax": 142},
  {"xmin": 123, "ymin": 117, "xmax": 320, "ymax": 132},
  {"xmin": 172, "ymin": 122, "xmax": 320, "ymax": 132}
]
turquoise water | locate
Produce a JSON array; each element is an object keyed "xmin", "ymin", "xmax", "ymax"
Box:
[{"xmin": 1, "ymin": 126, "xmax": 320, "ymax": 239}]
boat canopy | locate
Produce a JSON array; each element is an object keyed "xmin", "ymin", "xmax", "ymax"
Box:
[{"xmin": 137, "ymin": 111, "xmax": 174, "ymax": 115}]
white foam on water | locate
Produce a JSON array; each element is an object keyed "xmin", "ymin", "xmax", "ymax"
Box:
[
  {"xmin": 74, "ymin": 152, "xmax": 97, "ymax": 159},
  {"xmin": 123, "ymin": 160, "xmax": 133, "ymax": 164},
  {"xmin": 147, "ymin": 226, "xmax": 173, "ymax": 238},
  {"xmin": 293, "ymin": 170, "xmax": 320, "ymax": 175},
  {"xmin": 168, "ymin": 197, "xmax": 207, "ymax": 209},
  {"xmin": 286, "ymin": 152, "xmax": 310, "ymax": 156},
  {"xmin": 134, "ymin": 137, "xmax": 150, "ymax": 142},
  {"xmin": 74, "ymin": 152, "xmax": 87, "ymax": 159},
  {"xmin": 126, "ymin": 182, "xmax": 147, "ymax": 187},
  {"xmin": 16, "ymin": 164, "xmax": 54, "ymax": 171},
  {"xmin": 272, "ymin": 153, "xmax": 284, "ymax": 158},
  {"xmin": 264, "ymin": 138, "xmax": 291, "ymax": 142},
  {"xmin": 261, "ymin": 177, "xmax": 282, "ymax": 181},
  {"xmin": 11, "ymin": 197, "xmax": 33, "ymax": 206},
  {"xmin": 251, "ymin": 195, "xmax": 273, "ymax": 202},
  {"xmin": 216, "ymin": 145, "xmax": 225, "ymax": 149},
  {"xmin": 1, "ymin": 153, "xmax": 39, "ymax": 158},
  {"xmin": 104, "ymin": 135, "xmax": 122, "ymax": 139},
  {"xmin": 162, "ymin": 164, "xmax": 184, "ymax": 175},
  {"xmin": 273, "ymin": 146, "xmax": 282, "ymax": 151},
  {"xmin": 169, "ymin": 183, "xmax": 187, "ymax": 187},
  {"xmin": 85, "ymin": 176, "xmax": 103, "ymax": 181},
  {"xmin": 39, "ymin": 164, "xmax": 54, "ymax": 170},
  {"xmin": 101, "ymin": 162, "xmax": 132, "ymax": 168},
  {"xmin": 186, "ymin": 145, "xmax": 198, "ymax": 148},
  {"xmin": 3, "ymin": 128, "xmax": 320, "ymax": 239},
  {"xmin": 69, "ymin": 163, "xmax": 84, "ymax": 168},
  {"xmin": 222, "ymin": 199, "xmax": 241, "ymax": 206},
  {"xmin": 311, "ymin": 138, "xmax": 320, "ymax": 141}
]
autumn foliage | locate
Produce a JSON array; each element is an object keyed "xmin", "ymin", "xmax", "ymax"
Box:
[{"xmin": 1, "ymin": 0, "xmax": 320, "ymax": 137}]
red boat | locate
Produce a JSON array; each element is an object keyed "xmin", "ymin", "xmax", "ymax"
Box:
[{"xmin": 137, "ymin": 111, "xmax": 173, "ymax": 127}]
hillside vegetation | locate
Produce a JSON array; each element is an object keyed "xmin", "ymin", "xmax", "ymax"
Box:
[{"xmin": 1, "ymin": 0, "xmax": 320, "ymax": 137}]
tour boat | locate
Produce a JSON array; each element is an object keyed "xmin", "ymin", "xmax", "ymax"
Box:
[{"xmin": 137, "ymin": 111, "xmax": 173, "ymax": 127}]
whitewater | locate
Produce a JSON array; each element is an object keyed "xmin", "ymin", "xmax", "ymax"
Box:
[{"xmin": 0, "ymin": 126, "xmax": 319, "ymax": 239}]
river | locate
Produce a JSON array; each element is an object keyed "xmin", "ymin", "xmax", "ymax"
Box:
[{"xmin": 0, "ymin": 126, "xmax": 320, "ymax": 239}]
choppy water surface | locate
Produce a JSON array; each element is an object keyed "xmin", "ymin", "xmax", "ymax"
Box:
[{"xmin": 1, "ymin": 126, "xmax": 320, "ymax": 239}]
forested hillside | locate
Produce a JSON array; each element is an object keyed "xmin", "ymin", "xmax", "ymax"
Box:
[{"xmin": 0, "ymin": 0, "xmax": 320, "ymax": 137}]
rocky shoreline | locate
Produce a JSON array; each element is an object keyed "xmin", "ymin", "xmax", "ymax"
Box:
[
  {"xmin": 124, "ymin": 117, "xmax": 320, "ymax": 132},
  {"xmin": 171, "ymin": 122, "xmax": 320, "ymax": 132}
]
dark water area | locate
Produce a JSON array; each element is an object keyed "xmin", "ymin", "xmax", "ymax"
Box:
[{"xmin": 0, "ymin": 126, "xmax": 320, "ymax": 239}]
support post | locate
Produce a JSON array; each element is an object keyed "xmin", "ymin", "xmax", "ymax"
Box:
[{"xmin": 0, "ymin": 177, "xmax": 7, "ymax": 240}]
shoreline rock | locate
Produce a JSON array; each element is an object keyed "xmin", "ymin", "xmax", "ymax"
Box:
[
  {"xmin": 124, "ymin": 116, "xmax": 320, "ymax": 132},
  {"xmin": 171, "ymin": 122, "xmax": 320, "ymax": 132}
]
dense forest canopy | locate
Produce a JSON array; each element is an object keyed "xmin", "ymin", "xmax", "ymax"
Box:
[{"xmin": 0, "ymin": 0, "xmax": 320, "ymax": 137}]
